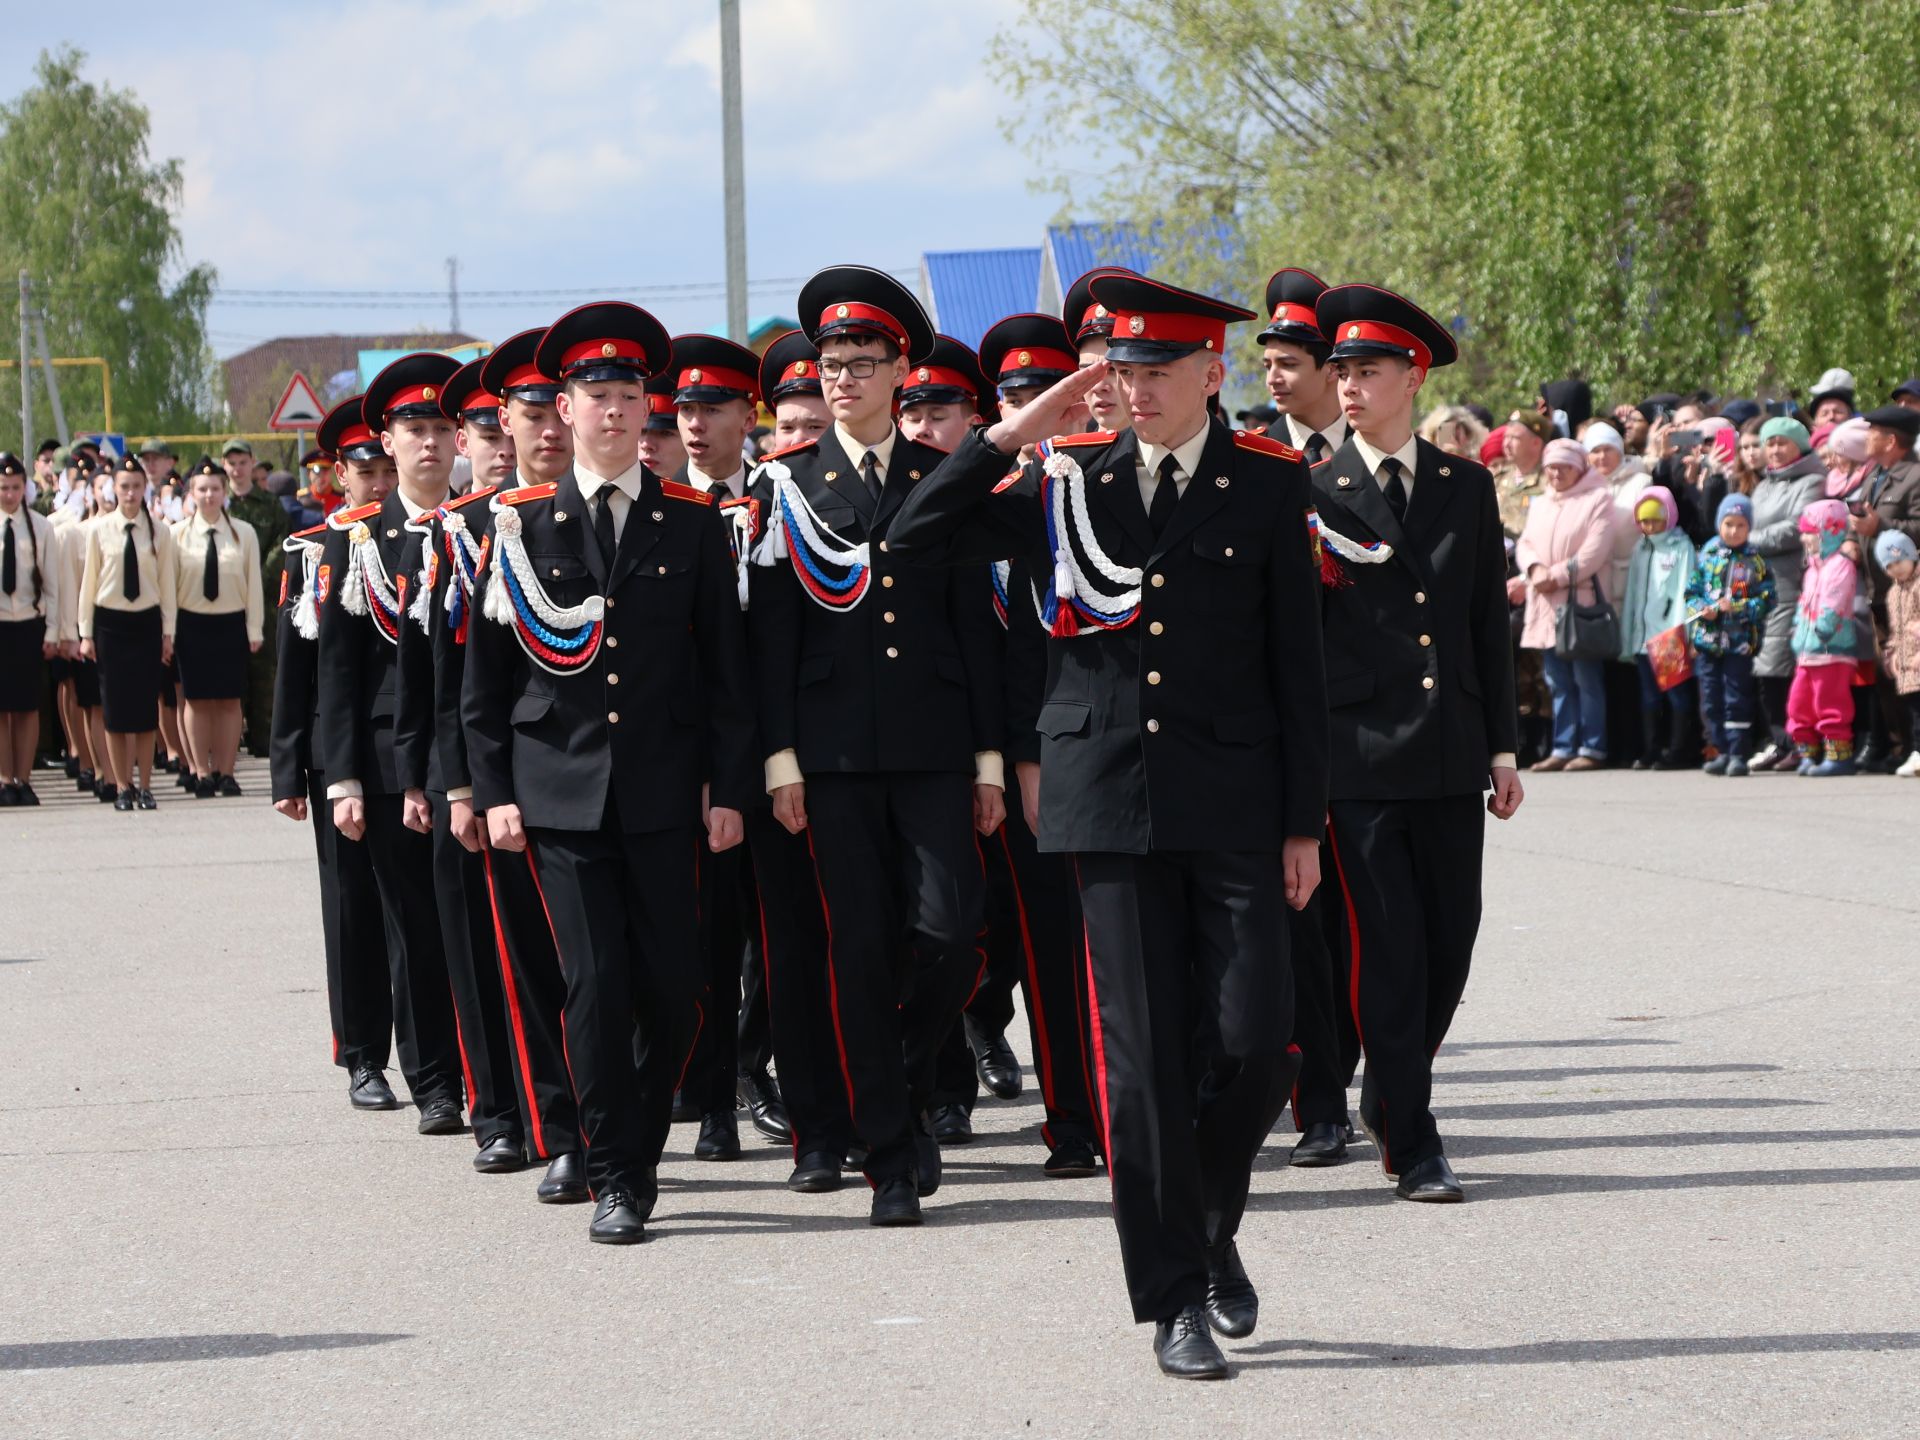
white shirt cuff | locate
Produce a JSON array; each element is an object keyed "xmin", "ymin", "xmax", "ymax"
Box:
[
  {"xmin": 446, "ymin": 786, "xmax": 473, "ymax": 802},
  {"xmin": 1491, "ymin": 753, "xmax": 1517, "ymax": 772},
  {"xmin": 764, "ymin": 749, "xmax": 803, "ymax": 793},
  {"xmin": 973, "ymin": 751, "xmax": 1004, "ymax": 789},
  {"xmin": 325, "ymin": 779, "xmax": 364, "ymax": 800}
]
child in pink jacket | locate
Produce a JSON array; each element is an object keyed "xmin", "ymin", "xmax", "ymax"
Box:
[
  {"xmin": 1516, "ymin": 438, "xmax": 1617, "ymax": 770},
  {"xmin": 1789, "ymin": 498, "xmax": 1861, "ymax": 775}
]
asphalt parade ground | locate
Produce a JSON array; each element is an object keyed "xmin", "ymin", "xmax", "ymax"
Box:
[{"xmin": 2, "ymin": 759, "xmax": 1917, "ymax": 1439}]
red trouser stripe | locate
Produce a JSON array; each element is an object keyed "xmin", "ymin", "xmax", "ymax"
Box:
[
  {"xmin": 482, "ymin": 849, "xmax": 550, "ymax": 1160},
  {"xmin": 1325, "ymin": 821, "xmax": 1389, "ymax": 1171},
  {"xmin": 804, "ymin": 829, "xmax": 861, "ymax": 1134},
  {"xmin": 523, "ymin": 843, "xmax": 589, "ymax": 1166},
  {"xmin": 1070, "ymin": 857, "xmax": 1116, "ymax": 1198},
  {"xmin": 1000, "ymin": 827, "xmax": 1060, "ymax": 1121}
]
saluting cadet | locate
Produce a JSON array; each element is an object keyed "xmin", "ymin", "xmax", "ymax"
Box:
[
  {"xmin": 762, "ymin": 331, "xmax": 832, "ymax": 450},
  {"xmin": 314, "ymin": 377, "xmax": 468, "ymax": 1136},
  {"xmin": 271, "ymin": 415, "xmax": 403, "ymax": 1111},
  {"xmin": 746, "ymin": 266, "xmax": 1004, "ymax": 1227},
  {"xmin": 1064, "ymin": 267, "xmax": 1132, "ymax": 435},
  {"xmin": 462, "ymin": 303, "xmax": 757, "ymax": 1244},
  {"xmin": 1309, "ymin": 284, "xmax": 1524, "ymax": 1203},
  {"xmin": 0, "ymin": 453, "xmax": 60, "ymax": 806},
  {"xmin": 78, "ymin": 455, "xmax": 178, "ymax": 812},
  {"xmin": 1252, "ymin": 269, "xmax": 1359, "ymax": 1168},
  {"xmin": 636, "ymin": 373, "xmax": 687, "ymax": 476},
  {"xmin": 890, "ymin": 272, "xmax": 1329, "ymax": 1379},
  {"xmin": 172, "ymin": 456, "xmax": 265, "ymax": 798},
  {"xmin": 665, "ymin": 333, "xmax": 792, "ymax": 1160},
  {"xmin": 391, "ymin": 356, "xmax": 534, "ymax": 1177}
]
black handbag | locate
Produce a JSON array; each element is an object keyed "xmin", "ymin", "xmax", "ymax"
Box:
[{"xmin": 1554, "ymin": 557, "xmax": 1620, "ymax": 661}]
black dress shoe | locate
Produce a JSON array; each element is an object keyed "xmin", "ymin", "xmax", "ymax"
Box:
[
  {"xmin": 113, "ymin": 790, "xmax": 134, "ymax": 812},
  {"xmin": 1289, "ymin": 1120, "xmax": 1350, "ymax": 1167},
  {"xmin": 98, "ymin": 781, "xmax": 118, "ymax": 804},
  {"xmin": 928, "ymin": 1102, "xmax": 973, "ymax": 1145},
  {"xmin": 737, "ymin": 1069, "xmax": 792, "ymax": 1143},
  {"xmin": 136, "ymin": 788, "xmax": 157, "ymax": 810},
  {"xmin": 869, "ymin": 1176, "xmax": 922, "ymax": 1227},
  {"xmin": 1043, "ymin": 1136, "xmax": 1099, "ymax": 1178},
  {"xmin": 1395, "ymin": 1154, "xmax": 1465, "ymax": 1202},
  {"xmin": 218, "ymin": 772, "xmax": 243, "ymax": 797},
  {"xmin": 473, "ymin": 1134, "xmax": 528, "ymax": 1174},
  {"xmin": 14, "ymin": 782, "xmax": 38, "ymax": 807},
  {"xmin": 965, "ymin": 1015, "xmax": 1023, "ymax": 1100},
  {"xmin": 588, "ymin": 1187, "xmax": 647, "ymax": 1244},
  {"xmin": 416, "ymin": 1095, "xmax": 465, "ymax": 1135},
  {"xmin": 0, "ymin": 782, "xmax": 17, "ymax": 806},
  {"xmin": 76, "ymin": 768, "xmax": 94, "ymax": 793},
  {"xmin": 1153, "ymin": 1305, "xmax": 1230, "ymax": 1379},
  {"xmin": 191, "ymin": 772, "xmax": 211, "ymax": 796},
  {"xmin": 347, "ymin": 1066, "xmax": 401, "ymax": 1110},
  {"xmin": 843, "ymin": 1142, "xmax": 871, "ymax": 1172},
  {"xmin": 913, "ymin": 1123, "xmax": 942, "ymax": 1197},
  {"xmin": 536, "ymin": 1151, "xmax": 590, "ymax": 1204},
  {"xmin": 787, "ymin": 1151, "xmax": 843, "ymax": 1193},
  {"xmin": 669, "ymin": 1088, "xmax": 700, "ymax": 1124},
  {"xmin": 1204, "ymin": 1241, "xmax": 1258, "ymax": 1338},
  {"xmin": 694, "ymin": 1109, "xmax": 742, "ymax": 1161},
  {"xmin": 64, "ymin": 756, "xmax": 78, "ymax": 780}
]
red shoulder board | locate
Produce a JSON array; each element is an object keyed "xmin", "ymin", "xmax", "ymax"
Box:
[
  {"xmin": 1232, "ymin": 431, "xmax": 1303, "ymax": 461},
  {"xmin": 758, "ymin": 439, "xmax": 819, "ymax": 462},
  {"xmin": 336, "ymin": 500, "xmax": 383, "ymax": 523},
  {"xmin": 660, "ymin": 479, "xmax": 714, "ymax": 506},
  {"xmin": 1050, "ymin": 431, "xmax": 1110, "ymax": 447},
  {"xmin": 992, "ymin": 470, "xmax": 1024, "ymax": 494},
  {"xmin": 499, "ymin": 483, "xmax": 558, "ymax": 507},
  {"xmin": 291, "ymin": 522, "xmax": 329, "ymax": 540},
  {"xmin": 445, "ymin": 485, "xmax": 498, "ymax": 512}
]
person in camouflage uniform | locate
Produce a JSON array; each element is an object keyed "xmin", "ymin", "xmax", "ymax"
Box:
[
  {"xmin": 219, "ymin": 439, "xmax": 288, "ymax": 755},
  {"xmin": 1493, "ymin": 410, "xmax": 1555, "ymax": 761}
]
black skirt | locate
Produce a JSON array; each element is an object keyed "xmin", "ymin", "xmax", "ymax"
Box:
[
  {"xmin": 0, "ymin": 617, "xmax": 44, "ymax": 712},
  {"xmin": 175, "ymin": 609, "xmax": 249, "ymax": 700},
  {"xmin": 93, "ymin": 606, "xmax": 164, "ymax": 733},
  {"xmin": 73, "ymin": 657, "xmax": 100, "ymax": 709}
]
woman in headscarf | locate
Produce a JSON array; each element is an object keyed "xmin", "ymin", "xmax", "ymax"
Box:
[{"xmin": 1517, "ymin": 439, "xmax": 1617, "ymax": 771}]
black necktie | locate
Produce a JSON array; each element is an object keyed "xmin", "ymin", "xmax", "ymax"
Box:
[
  {"xmin": 1306, "ymin": 433, "xmax": 1329, "ymax": 466},
  {"xmin": 122, "ymin": 522, "xmax": 140, "ymax": 602},
  {"xmin": 1, "ymin": 516, "xmax": 15, "ymax": 596},
  {"xmin": 203, "ymin": 527, "xmax": 220, "ymax": 601},
  {"xmin": 1148, "ymin": 454, "xmax": 1180, "ymax": 536},
  {"xmin": 1382, "ymin": 458, "xmax": 1409, "ymax": 523},
  {"xmin": 593, "ymin": 489, "xmax": 618, "ymax": 567},
  {"xmin": 859, "ymin": 450, "xmax": 883, "ymax": 507}
]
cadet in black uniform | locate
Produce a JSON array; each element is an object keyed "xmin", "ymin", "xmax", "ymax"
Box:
[
  {"xmin": 1309, "ymin": 284, "xmax": 1524, "ymax": 1203},
  {"xmin": 270, "ymin": 416, "xmax": 402, "ymax": 1111},
  {"xmin": 314, "ymin": 377, "xmax": 467, "ymax": 1136},
  {"xmin": 463, "ymin": 303, "xmax": 757, "ymax": 1245},
  {"xmin": 746, "ymin": 266, "xmax": 1004, "ymax": 1228},
  {"xmin": 890, "ymin": 273, "xmax": 1329, "ymax": 1380},
  {"xmin": 762, "ymin": 331, "xmax": 832, "ymax": 451}
]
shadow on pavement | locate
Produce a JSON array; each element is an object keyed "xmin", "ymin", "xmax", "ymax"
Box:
[
  {"xmin": 1232, "ymin": 1331, "xmax": 1920, "ymax": 1369},
  {"xmin": 2, "ymin": 1332, "xmax": 410, "ymax": 1371},
  {"xmin": 1437, "ymin": 1062, "xmax": 1779, "ymax": 1084},
  {"xmin": 1447, "ymin": 1129, "xmax": 1920, "ymax": 1158},
  {"xmin": 1444, "ymin": 1037, "xmax": 1679, "ymax": 1051},
  {"xmin": 1435, "ymin": 1097, "xmax": 1819, "ymax": 1120}
]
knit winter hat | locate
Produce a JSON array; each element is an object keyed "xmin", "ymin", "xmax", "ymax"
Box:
[
  {"xmin": 1829, "ymin": 417, "xmax": 1872, "ymax": 464},
  {"xmin": 1542, "ymin": 438, "xmax": 1588, "ymax": 474},
  {"xmin": 1480, "ymin": 425, "xmax": 1508, "ymax": 466},
  {"xmin": 1797, "ymin": 497, "xmax": 1849, "ymax": 536},
  {"xmin": 1582, "ymin": 421, "xmax": 1624, "ymax": 455},
  {"xmin": 1874, "ymin": 529, "xmax": 1918, "ymax": 569},
  {"xmin": 1717, "ymin": 493, "xmax": 1754, "ymax": 526},
  {"xmin": 1759, "ymin": 416, "xmax": 1811, "ymax": 453},
  {"xmin": 1809, "ymin": 422, "xmax": 1836, "ymax": 453},
  {"xmin": 1635, "ymin": 485, "xmax": 1678, "ymax": 529}
]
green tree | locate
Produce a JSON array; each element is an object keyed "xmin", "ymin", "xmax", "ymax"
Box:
[{"xmin": 0, "ymin": 46, "xmax": 218, "ymax": 451}]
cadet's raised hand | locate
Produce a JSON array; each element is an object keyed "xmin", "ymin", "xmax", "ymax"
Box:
[{"xmin": 983, "ymin": 363, "xmax": 1110, "ymax": 456}]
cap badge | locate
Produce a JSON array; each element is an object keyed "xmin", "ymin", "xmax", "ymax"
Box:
[
  {"xmin": 689, "ymin": 369, "xmax": 703, "ymax": 383},
  {"xmin": 794, "ymin": 362, "xmax": 810, "ymax": 377},
  {"xmin": 1347, "ymin": 325, "xmax": 1360, "ymax": 339},
  {"xmin": 421, "ymin": 385, "xmax": 437, "ymax": 401},
  {"xmin": 1128, "ymin": 316, "xmax": 1145, "ymax": 336},
  {"xmin": 1095, "ymin": 305, "xmax": 1108, "ymax": 318},
  {"xmin": 918, "ymin": 368, "xmax": 931, "ymax": 382},
  {"xmin": 1215, "ymin": 476, "xmax": 1229, "ymax": 488},
  {"xmin": 835, "ymin": 305, "xmax": 850, "ymax": 319},
  {"xmin": 1017, "ymin": 351, "xmax": 1031, "ymax": 367},
  {"xmin": 601, "ymin": 342, "xmax": 617, "ymax": 358}
]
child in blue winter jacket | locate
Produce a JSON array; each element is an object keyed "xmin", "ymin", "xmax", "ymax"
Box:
[{"xmin": 1686, "ymin": 493, "xmax": 1777, "ymax": 776}]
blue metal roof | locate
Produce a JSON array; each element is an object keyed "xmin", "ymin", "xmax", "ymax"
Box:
[
  {"xmin": 1045, "ymin": 222, "xmax": 1159, "ymax": 283},
  {"xmin": 919, "ymin": 247, "xmax": 1043, "ymax": 351}
]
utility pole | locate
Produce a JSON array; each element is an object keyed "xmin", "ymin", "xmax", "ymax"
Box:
[
  {"xmin": 719, "ymin": 0, "xmax": 748, "ymax": 344},
  {"xmin": 30, "ymin": 305, "xmax": 69, "ymax": 447},
  {"xmin": 17, "ymin": 271, "xmax": 30, "ymax": 454},
  {"xmin": 447, "ymin": 257, "xmax": 461, "ymax": 333}
]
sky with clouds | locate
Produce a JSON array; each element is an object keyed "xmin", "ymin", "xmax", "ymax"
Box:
[{"xmin": 0, "ymin": 0, "xmax": 1085, "ymax": 358}]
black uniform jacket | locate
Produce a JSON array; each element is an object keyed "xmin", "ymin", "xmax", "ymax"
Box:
[
  {"xmin": 268, "ymin": 533, "xmax": 322, "ymax": 803},
  {"xmin": 314, "ymin": 492, "xmax": 424, "ymax": 796},
  {"xmin": 395, "ymin": 484, "xmax": 496, "ymax": 796},
  {"xmin": 746, "ymin": 426, "xmax": 1002, "ymax": 776},
  {"xmin": 888, "ymin": 421, "xmax": 1328, "ymax": 856},
  {"xmin": 461, "ymin": 466, "xmax": 758, "ymax": 833},
  {"xmin": 1309, "ymin": 436, "xmax": 1517, "ymax": 800}
]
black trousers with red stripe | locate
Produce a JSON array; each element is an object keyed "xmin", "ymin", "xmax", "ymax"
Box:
[
  {"xmin": 747, "ymin": 810, "xmax": 850, "ymax": 1161},
  {"xmin": 1073, "ymin": 848, "xmax": 1296, "ymax": 1325},
  {"xmin": 804, "ymin": 771, "xmax": 985, "ymax": 1187},
  {"xmin": 1287, "ymin": 864, "xmax": 1359, "ymax": 1131},
  {"xmin": 1326, "ymin": 795, "xmax": 1484, "ymax": 1175},
  {"xmin": 527, "ymin": 815, "xmax": 701, "ymax": 1207},
  {"xmin": 361, "ymin": 797, "xmax": 464, "ymax": 1107},
  {"xmin": 311, "ymin": 772, "xmax": 393, "ymax": 1073},
  {"xmin": 483, "ymin": 845, "xmax": 580, "ymax": 1161},
  {"xmin": 682, "ymin": 837, "xmax": 758, "ymax": 1115},
  {"xmin": 933, "ymin": 815, "xmax": 1099, "ymax": 1151},
  {"xmin": 430, "ymin": 797, "xmax": 524, "ymax": 1148}
]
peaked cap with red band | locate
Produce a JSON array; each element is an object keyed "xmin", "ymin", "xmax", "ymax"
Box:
[
  {"xmin": 479, "ymin": 328, "xmax": 561, "ymax": 405},
  {"xmin": 364, "ymin": 351, "xmax": 461, "ymax": 430},
  {"xmin": 318, "ymin": 394, "xmax": 384, "ymax": 462},
  {"xmin": 979, "ymin": 313, "xmax": 1078, "ymax": 393},
  {"xmin": 1088, "ymin": 273, "xmax": 1256, "ymax": 365},
  {"xmin": 669, "ymin": 334, "xmax": 762, "ymax": 406},
  {"xmin": 642, "ymin": 372, "xmax": 680, "ymax": 432},
  {"xmin": 1256, "ymin": 267, "xmax": 1329, "ymax": 348},
  {"xmin": 898, "ymin": 334, "xmax": 990, "ymax": 414},
  {"xmin": 759, "ymin": 330, "xmax": 822, "ymax": 403},
  {"xmin": 1316, "ymin": 283, "xmax": 1458, "ymax": 370},
  {"xmin": 438, "ymin": 357, "xmax": 502, "ymax": 426},
  {"xmin": 535, "ymin": 301, "xmax": 673, "ymax": 384},
  {"xmin": 1062, "ymin": 266, "xmax": 1136, "ymax": 345},
  {"xmin": 797, "ymin": 264, "xmax": 935, "ymax": 364}
]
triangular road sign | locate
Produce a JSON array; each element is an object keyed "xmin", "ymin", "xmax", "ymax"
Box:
[{"xmin": 269, "ymin": 371, "xmax": 327, "ymax": 430}]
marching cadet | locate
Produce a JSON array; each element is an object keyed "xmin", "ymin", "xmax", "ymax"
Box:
[
  {"xmin": 1253, "ymin": 268, "xmax": 1358, "ymax": 1168},
  {"xmin": 171, "ymin": 455, "xmax": 265, "ymax": 798},
  {"xmin": 664, "ymin": 333, "xmax": 792, "ymax": 1159},
  {"xmin": 392, "ymin": 357, "xmax": 534, "ymax": 1176},
  {"xmin": 636, "ymin": 373, "xmax": 687, "ymax": 476},
  {"xmin": 761, "ymin": 331, "xmax": 832, "ymax": 450},
  {"xmin": 271, "ymin": 413, "xmax": 402, "ymax": 1111},
  {"xmin": 313, "ymin": 379, "xmax": 467, "ymax": 1135},
  {"xmin": 1309, "ymin": 283, "xmax": 1524, "ymax": 1203},
  {"xmin": 463, "ymin": 302, "xmax": 757, "ymax": 1244},
  {"xmin": 220, "ymin": 438, "xmax": 288, "ymax": 758},
  {"xmin": 746, "ymin": 266, "xmax": 1003, "ymax": 1227},
  {"xmin": 889, "ymin": 272, "xmax": 1329, "ymax": 1379},
  {"xmin": 0, "ymin": 452, "xmax": 60, "ymax": 805}
]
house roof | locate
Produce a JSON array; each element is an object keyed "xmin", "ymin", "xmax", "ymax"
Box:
[
  {"xmin": 1037, "ymin": 223, "xmax": 1160, "ymax": 316},
  {"xmin": 221, "ymin": 332, "xmax": 481, "ymax": 429},
  {"xmin": 918, "ymin": 247, "xmax": 1043, "ymax": 351}
]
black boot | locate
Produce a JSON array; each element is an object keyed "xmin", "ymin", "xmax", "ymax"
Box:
[{"xmin": 1632, "ymin": 707, "xmax": 1660, "ymax": 770}]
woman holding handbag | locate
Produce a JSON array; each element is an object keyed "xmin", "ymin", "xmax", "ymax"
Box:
[
  {"xmin": 1618, "ymin": 485, "xmax": 1698, "ymax": 769},
  {"xmin": 1518, "ymin": 438, "xmax": 1617, "ymax": 771}
]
